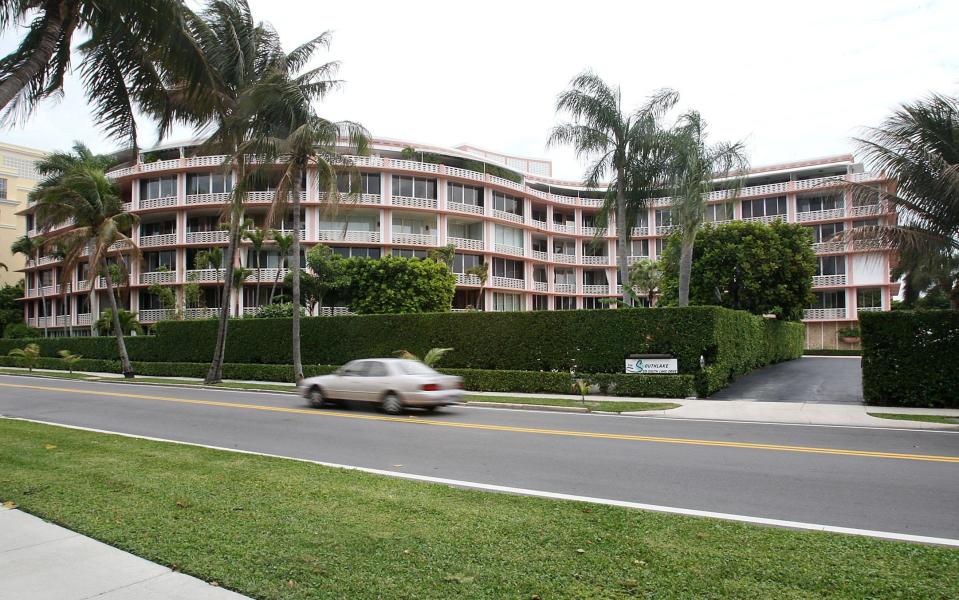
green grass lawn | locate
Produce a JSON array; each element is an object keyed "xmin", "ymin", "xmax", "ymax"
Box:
[
  {"xmin": 869, "ymin": 412, "xmax": 959, "ymax": 425},
  {"xmin": 1, "ymin": 419, "xmax": 956, "ymax": 599},
  {"xmin": 465, "ymin": 394, "xmax": 679, "ymax": 413}
]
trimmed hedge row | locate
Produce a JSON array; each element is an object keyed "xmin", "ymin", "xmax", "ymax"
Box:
[
  {"xmin": 0, "ymin": 357, "xmax": 338, "ymax": 382},
  {"xmin": 860, "ymin": 311, "xmax": 959, "ymax": 408},
  {"xmin": 0, "ymin": 308, "xmax": 804, "ymax": 396}
]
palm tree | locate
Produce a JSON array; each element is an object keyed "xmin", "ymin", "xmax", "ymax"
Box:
[
  {"xmin": 0, "ymin": 1, "xmax": 213, "ymax": 149},
  {"xmin": 667, "ymin": 111, "xmax": 748, "ymax": 307},
  {"xmin": 31, "ymin": 164, "xmax": 139, "ymax": 377},
  {"xmin": 549, "ymin": 71, "xmax": 678, "ymax": 304},
  {"xmin": 194, "ymin": 247, "xmax": 224, "ymax": 308},
  {"xmin": 10, "ymin": 234, "xmax": 46, "ymax": 336},
  {"xmin": 627, "ymin": 258, "xmax": 661, "ymax": 306},
  {"xmin": 232, "ymin": 266, "xmax": 251, "ymax": 316},
  {"xmin": 242, "ymin": 224, "xmax": 266, "ymax": 307},
  {"xmin": 465, "ymin": 262, "xmax": 489, "ymax": 310},
  {"xmin": 95, "ymin": 308, "xmax": 142, "ymax": 336},
  {"xmin": 269, "ymin": 230, "xmax": 294, "ymax": 304}
]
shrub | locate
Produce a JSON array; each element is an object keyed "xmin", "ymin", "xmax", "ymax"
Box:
[
  {"xmin": 342, "ymin": 255, "xmax": 456, "ymax": 314},
  {"xmin": 860, "ymin": 310, "xmax": 959, "ymax": 407},
  {"xmin": 3, "ymin": 322, "xmax": 41, "ymax": 339},
  {"xmin": 246, "ymin": 303, "xmax": 304, "ymax": 319},
  {"xmin": 8, "ymin": 343, "xmax": 40, "ymax": 371}
]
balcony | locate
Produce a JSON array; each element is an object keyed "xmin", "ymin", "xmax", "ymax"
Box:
[
  {"xmin": 186, "ymin": 268, "xmax": 225, "ymax": 282},
  {"xmin": 491, "ymin": 209, "xmax": 524, "ymax": 224},
  {"xmin": 812, "ymin": 274, "xmax": 847, "ymax": 287},
  {"xmin": 318, "ymin": 192, "xmax": 381, "ymax": 206},
  {"xmin": 852, "ymin": 239, "xmax": 890, "ymax": 252},
  {"xmin": 796, "ymin": 208, "xmax": 845, "ymax": 222},
  {"xmin": 186, "ymin": 230, "xmax": 229, "ymax": 244},
  {"xmin": 247, "ymin": 268, "xmax": 289, "ymax": 283},
  {"xmin": 392, "ymin": 232, "xmax": 436, "ymax": 246},
  {"xmin": 813, "ymin": 241, "xmax": 845, "ymax": 254},
  {"xmin": 37, "ymin": 255, "xmax": 58, "ymax": 266},
  {"xmin": 186, "ymin": 192, "xmax": 231, "ymax": 205},
  {"xmin": 857, "ymin": 306, "xmax": 883, "ymax": 314},
  {"xmin": 448, "ymin": 236, "xmax": 484, "ymax": 251},
  {"xmin": 140, "ymin": 196, "xmax": 177, "ymax": 210},
  {"xmin": 581, "ymin": 226, "xmax": 606, "ymax": 237},
  {"xmin": 581, "ymin": 255, "xmax": 610, "ymax": 266},
  {"xmin": 582, "ymin": 284, "xmax": 609, "ymax": 294},
  {"xmin": 581, "ymin": 198, "xmax": 603, "ymax": 208},
  {"xmin": 318, "ymin": 306, "xmax": 354, "ymax": 317},
  {"xmin": 392, "ymin": 195, "xmax": 437, "ymax": 210},
  {"xmin": 626, "ymin": 255, "xmax": 649, "ymax": 265},
  {"xmin": 530, "ymin": 250, "xmax": 548, "ymax": 261},
  {"xmin": 804, "ymin": 308, "xmax": 847, "ymax": 320},
  {"xmin": 531, "ymin": 218, "xmax": 547, "ymax": 230},
  {"xmin": 554, "ymin": 283, "xmax": 575, "ymax": 294},
  {"xmin": 455, "ymin": 273, "xmax": 481, "ymax": 286},
  {"xmin": 741, "ymin": 215, "xmax": 784, "ymax": 225},
  {"xmin": 246, "ymin": 191, "xmax": 276, "ymax": 203},
  {"xmin": 139, "ymin": 233, "xmax": 177, "ymax": 247},
  {"xmin": 630, "ymin": 227, "xmax": 649, "ymax": 237},
  {"xmin": 185, "ymin": 307, "xmax": 221, "ymax": 319},
  {"xmin": 850, "ymin": 204, "xmax": 883, "ymax": 217},
  {"xmin": 77, "ymin": 313, "xmax": 91, "ymax": 326},
  {"xmin": 533, "ymin": 281, "xmax": 548, "ymax": 292},
  {"xmin": 656, "ymin": 225, "xmax": 677, "ymax": 235},
  {"xmin": 494, "ymin": 243, "xmax": 524, "ymax": 257},
  {"xmin": 491, "ymin": 276, "xmax": 524, "ymax": 290},
  {"xmin": 121, "ymin": 202, "xmax": 133, "ymax": 213},
  {"xmin": 140, "ymin": 308, "xmax": 175, "ymax": 323},
  {"xmin": 140, "ymin": 270, "xmax": 176, "ymax": 285},
  {"xmin": 446, "ymin": 201, "xmax": 484, "ymax": 216},
  {"xmin": 317, "ymin": 230, "xmax": 381, "ymax": 243},
  {"xmin": 553, "ymin": 253, "xmax": 575, "ymax": 264},
  {"xmin": 552, "ymin": 222, "xmax": 576, "ymax": 235}
]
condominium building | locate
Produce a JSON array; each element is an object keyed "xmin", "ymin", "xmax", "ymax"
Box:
[
  {"xmin": 0, "ymin": 142, "xmax": 45, "ymax": 285},
  {"xmin": 18, "ymin": 137, "xmax": 897, "ymax": 348}
]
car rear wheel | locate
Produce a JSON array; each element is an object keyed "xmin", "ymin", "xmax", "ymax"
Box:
[
  {"xmin": 308, "ymin": 386, "xmax": 328, "ymax": 408},
  {"xmin": 381, "ymin": 392, "xmax": 403, "ymax": 415}
]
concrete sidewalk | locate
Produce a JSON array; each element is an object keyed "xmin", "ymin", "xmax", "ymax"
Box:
[{"xmin": 0, "ymin": 507, "xmax": 249, "ymax": 600}]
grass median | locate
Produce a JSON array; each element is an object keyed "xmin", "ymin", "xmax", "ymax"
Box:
[
  {"xmin": 2, "ymin": 418, "xmax": 957, "ymax": 599},
  {"xmin": 869, "ymin": 412, "xmax": 959, "ymax": 425},
  {"xmin": 464, "ymin": 394, "xmax": 679, "ymax": 413}
]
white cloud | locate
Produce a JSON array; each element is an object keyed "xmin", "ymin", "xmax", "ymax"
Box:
[{"xmin": 0, "ymin": 0, "xmax": 956, "ymax": 178}]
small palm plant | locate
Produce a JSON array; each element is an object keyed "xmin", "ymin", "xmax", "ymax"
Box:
[
  {"xmin": 9, "ymin": 343, "xmax": 41, "ymax": 372},
  {"xmin": 573, "ymin": 377, "xmax": 589, "ymax": 406},
  {"xmin": 58, "ymin": 350, "xmax": 83, "ymax": 374},
  {"xmin": 394, "ymin": 347, "xmax": 453, "ymax": 368}
]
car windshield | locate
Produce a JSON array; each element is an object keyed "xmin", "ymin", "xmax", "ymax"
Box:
[{"xmin": 397, "ymin": 361, "xmax": 438, "ymax": 376}]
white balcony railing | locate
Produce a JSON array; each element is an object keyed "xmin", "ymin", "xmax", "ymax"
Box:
[
  {"xmin": 630, "ymin": 226, "xmax": 649, "ymax": 237},
  {"xmin": 850, "ymin": 204, "xmax": 883, "ymax": 217},
  {"xmin": 446, "ymin": 201, "xmax": 484, "ymax": 215},
  {"xmin": 391, "ymin": 233, "xmax": 436, "ymax": 246},
  {"xmin": 796, "ymin": 208, "xmax": 845, "ymax": 222},
  {"xmin": 120, "ymin": 202, "xmax": 133, "ymax": 213},
  {"xmin": 554, "ymin": 283, "xmax": 576, "ymax": 294},
  {"xmin": 494, "ymin": 243, "xmax": 524, "ymax": 257},
  {"xmin": 140, "ymin": 196, "xmax": 177, "ymax": 210},
  {"xmin": 531, "ymin": 219, "xmax": 547, "ymax": 230},
  {"xmin": 392, "ymin": 195, "xmax": 438, "ymax": 209},
  {"xmin": 803, "ymin": 308, "xmax": 847, "ymax": 320},
  {"xmin": 626, "ymin": 255, "xmax": 650, "ymax": 265},
  {"xmin": 530, "ymin": 250, "xmax": 548, "ymax": 261},
  {"xmin": 318, "ymin": 306, "xmax": 354, "ymax": 317},
  {"xmin": 491, "ymin": 209, "xmax": 524, "ymax": 224},
  {"xmin": 533, "ymin": 281, "xmax": 549, "ymax": 292},
  {"xmin": 812, "ymin": 274, "xmax": 847, "ymax": 287},
  {"xmin": 741, "ymin": 215, "xmax": 784, "ymax": 225},
  {"xmin": 852, "ymin": 239, "xmax": 889, "ymax": 252},
  {"xmin": 246, "ymin": 191, "xmax": 275, "ymax": 203},
  {"xmin": 553, "ymin": 253, "xmax": 575, "ymax": 264},
  {"xmin": 448, "ymin": 237, "xmax": 484, "ymax": 251},
  {"xmin": 185, "ymin": 307, "xmax": 221, "ymax": 319},
  {"xmin": 455, "ymin": 273, "xmax": 481, "ymax": 286},
  {"xmin": 581, "ymin": 255, "xmax": 610, "ymax": 265},
  {"xmin": 317, "ymin": 230, "xmax": 381, "ymax": 243},
  {"xmin": 581, "ymin": 226, "xmax": 607, "ymax": 237},
  {"xmin": 857, "ymin": 306, "xmax": 883, "ymax": 313},
  {"xmin": 139, "ymin": 308, "xmax": 175, "ymax": 323},
  {"xmin": 77, "ymin": 313, "xmax": 91, "ymax": 326},
  {"xmin": 248, "ymin": 268, "xmax": 289, "ymax": 283},
  {"xmin": 491, "ymin": 276, "xmax": 524, "ymax": 290},
  {"xmin": 140, "ymin": 270, "xmax": 176, "ymax": 285},
  {"xmin": 582, "ymin": 284, "xmax": 609, "ymax": 294},
  {"xmin": 813, "ymin": 241, "xmax": 846, "ymax": 254},
  {"xmin": 552, "ymin": 223, "xmax": 576, "ymax": 235},
  {"xmin": 656, "ymin": 225, "xmax": 677, "ymax": 235},
  {"xmin": 186, "ymin": 269, "xmax": 224, "ymax": 282},
  {"xmin": 186, "ymin": 230, "xmax": 229, "ymax": 244},
  {"xmin": 139, "ymin": 233, "xmax": 177, "ymax": 247},
  {"xmin": 186, "ymin": 192, "xmax": 231, "ymax": 205}
]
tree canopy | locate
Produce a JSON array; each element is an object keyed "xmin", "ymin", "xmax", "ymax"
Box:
[{"xmin": 341, "ymin": 256, "xmax": 455, "ymax": 315}]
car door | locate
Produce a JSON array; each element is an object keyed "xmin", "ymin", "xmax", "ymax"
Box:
[
  {"xmin": 329, "ymin": 361, "xmax": 369, "ymax": 399},
  {"xmin": 355, "ymin": 360, "xmax": 389, "ymax": 402}
]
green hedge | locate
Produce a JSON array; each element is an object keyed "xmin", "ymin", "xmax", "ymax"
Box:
[
  {"xmin": 0, "ymin": 308, "xmax": 805, "ymax": 396},
  {"xmin": 860, "ymin": 311, "xmax": 959, "ymax": 408},
  {"xmin": 803, "ymin": 349, "xmax": 862, "ymax": 356}
]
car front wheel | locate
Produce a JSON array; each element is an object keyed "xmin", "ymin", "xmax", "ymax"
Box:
[
  {"xmin": 381, "ymin": 392, "xmax": 403, "ymax": 415},
  {"xmin": 308, "ymin": 386, "xmax": 328, "ymax": 408}
]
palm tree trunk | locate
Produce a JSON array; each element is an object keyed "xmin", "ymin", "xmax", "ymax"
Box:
[
  {"xmin": 205, "ymin": 209, "xmax": 240, "ymax": 384},
  {"xmin": 37, "ymin": 251, "xmax": 49, "ymax": 338},
  {"xmin": 615, "ymin": 180, "xmax": 630, "ymax": 307},
  {"xmin": 678, "ymin": 233, "xmax": 694, "ymax": 307},
  {"xmin": 87, "ymin": 241, "xmax": 97, "ymax": 336},
  {"xmin": 0, "ymin": 10, "xmax": 77, "ymax": 110},
  {"xmin": 100, "ymin": 258, "xmax": 134, "ymax": 378},
  {"xmin": 291, "ymin": 171, "xmax": 304, "ymax": 383},
  {"xmin": 270, "ymin": 259, "xmax": 281, "ymax": 303},
  {"xmin": 255, "ymin": 246, "xmax": 261, "ymax": 309}
]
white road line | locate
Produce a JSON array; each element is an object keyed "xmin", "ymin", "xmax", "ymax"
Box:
[{"xmin": 6, "ymin": 416, "xmax": 958, "ymax": 548}]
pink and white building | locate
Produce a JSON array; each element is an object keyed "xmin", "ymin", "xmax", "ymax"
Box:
[{"xmin": 18, "ymin": 137, "xmax": 897, "ymax": 349}]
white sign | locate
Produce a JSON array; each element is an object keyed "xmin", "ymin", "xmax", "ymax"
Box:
[{"xmin": 625, "ymin": 358, "xmax": 678, "ymax": 374}]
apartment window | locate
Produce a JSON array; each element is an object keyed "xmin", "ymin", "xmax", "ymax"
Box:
[
  {"xmin": 816, "ymin": 256, "xmax": 846, "ymax": 276},
  {"xmin": 447, "ymin": 182, "xmax": 483, "ymax": 206},
  {"xmin": 704, "ymin": 203, "xmax": 734, "ymax": 223},
  {"xmin": 532, "ymin": 295, "xmax": 549, "ymax": 311},
  {"xmin": 810, "ymin": 290, "xmax": 846, "ymax": 309},
  {"xmin": 39, "ymin": 270, "xmax": 54, "ymax": 286},
  {"xmin": 337, "ymin": 172, "xmax": 381, "ymax": 195},
  {"xmin": 139, "ymin": 292, "xmax": 166, "ymax": 310},
  {"xmin": 553, "ymin": 211, "xmax": 574, "ymax": 225},
  {"xmin": 139, "ymin": 176, "xmax": 177, "ymax": 199},
  {"xmin": 447, "ymin": 221, "xmax": 482, "ymax": 240},
  {"xmin": 452, "ymin": 253, "xmax": 482, "ymax": 274},
  {"xmin": 582, "ymin": 241, "xmax": 607, "ymax": 257},
  {"xmin": 187, "ymin": 172, "xmax": 232, "ymax": 195},
  {"xmin": 0, "ymin": 178, "xmax": 6, "ymax": 199},
  {"xmin": 187, "ymin": 248, "xmax": 226, "ymax": 269},
  {"xmin": 553, "ymin": 239, "xmax": 574, "ymax": 255},
  {"xmin": 76, "ymin": 264, "xmax": 90, "ymax": 281},
  {"xmin": 582, "ymin": 297, "xmax": 612, "ymax": 310},
  {"xmin": 742, "ymin": 196, "xmax": 787, "ymax": 219},
  {"xmin": 494, "ymin": 225, "xmax": 523, "ymax": 248},
  {"xmin": 633, "ymin": 211, "xmax": 649, "ymax": 227},
  {"xmin": 143, "ymin": 250, "xmax": 176, "ymax": 272},
  {"xmin": 655, "ymin": 209, "xmax": 673, "ymax": 227},
  {"xmin": 857, "ymin": 288, "xmax": 882, "ymax": 309},
  {"xmin": 626, "ymin": 239, "xmax": 649, "ymax": 256},
  {"xmin": 331, "ymin": 246, "xmax": 380, "ymax": 259},
  {"xmin": 276, "ymin": 210, "xmax": 307, "ymax": 231},
  {"xmin": 492, "ymin": 191, "xmax": 523, "ymax": 216},
  {"xmin": 393, "ymin": 217, "xmax": 432, "ymax": 235},
  {"xmin": 77, "ymin": 295, "xmax": 90, "ymax": 315},
  {"xmin": 532, "ymin": 268, "xmax": 547, "ymax": 283},
  {"xmin": 852, "ymin": 190, "xmax": 880, "ymax": 207},
  {"xmin": 493, "ymin": 292, "xmax": 523, "ymax": 311},
  {"xmin": 582, "ymin": 214, "xmax": 597, "ymax": 228},
  {"xmin": 853, "ymin": 218, "xmax": 880, "ymax": 229},
  {"xmin": 797, "ymin": 193, "xmax": 843, "ymax": 213},
  {"xmin": 320, "ymin": 215, "xmax": 378, "ymax": 232},
  {"xmin": 583, "ymin": 270, "xmax": 608, "ymax": 286},
  {"xmin": 654, "ymin": 238, "xmax": 666, "ymax": 256},
  {"xmin": 554, "ymin": 269, "xmax": 575, "ymax": 285},
  {"xmin": 392, "ymin": 175, "xmax": 436, "ymax": 199},
  {"xmin": 492, "ymin": 257, "xmax": 523, "ymax": 279},
  {"xmin": 140, "ymin": 220, "xmax": 175, "ymax": 236},
  {"xmin": 807, "ymin": 222, "xmax": 844, "ymax": 243},
  {"xmin": 392, "ymin": 248, "xmax": 428, "ymax": 259},
  {"xmin": 531, "ymin": 238, "xmax": 548, "ymax": 253},
  {"xmin": 188, "ymin": 216, "xmax": 220, "ymax": 232},
  {"xmin": 555, "ymin": 296, "xmax": 576, "ymax": 310},
  {"xmin": 531, "ymin": 207, "xmax": 547, "ymax": 222}
]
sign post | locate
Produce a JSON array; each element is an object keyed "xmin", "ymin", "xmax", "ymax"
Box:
[{"xmin": 625, "ymin": 354, "xmax": 678, "ymax": 374}]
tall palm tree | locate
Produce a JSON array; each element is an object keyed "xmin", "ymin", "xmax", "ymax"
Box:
[
  {"xmin": 31, "ymin": 164, "xmax": 139, "ymax": 376},
  {"xmin": 549, "ymin": 71, "xmax": 677, "ymax": 304},
  {"xmin": 667, "ymin": 111, "xmax": 748, "ymax": 307},
  {"xmin": 465, "ymin": 262, "xmax": 489, "ymax": 310},
  {"xmin": 10, "ymin": 233, "xmax": 45, "ymax": 336},
  {"xmin": 0, "ymin": 0, "xmax": 213, "ymax": 149},
  {"xmin": 232, "ymin": 266, "xmax": 251, "ymax": 316},
  {"xmin": 269, "ymin": 230, "xmax": 294, "ymax": 303},
  {"xmin": 242, "ymin": 224, "xmax": 265, "ymax": 307},
  {"xmin": 627, "ymin": 258, "xmax": 661, "ymax": 306}
]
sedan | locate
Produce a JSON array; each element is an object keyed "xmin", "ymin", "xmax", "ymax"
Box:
[{"xmin": 299, "ymin": 358, "xmax": 463, "ymax": 414}]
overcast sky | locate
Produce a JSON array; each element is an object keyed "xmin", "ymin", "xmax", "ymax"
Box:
[{"xmin": 0, "ymin": 0, "xmax": 956, "ymax": 179}]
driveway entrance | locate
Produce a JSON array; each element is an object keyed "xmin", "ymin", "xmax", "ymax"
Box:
[{"xmin": 710, "ymin": 357, "xmax": 863, "ymax": 404}]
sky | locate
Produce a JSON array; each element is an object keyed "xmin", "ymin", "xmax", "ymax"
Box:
[{"xmin": 0, "ymin": 0, "xmax": 956, "ymax": 180}]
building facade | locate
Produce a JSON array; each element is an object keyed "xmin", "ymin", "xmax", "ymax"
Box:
[
  {"xmin": 0, "ymin": 142, "xmax": 45, "ymax": 285},
  {"xmin": 18, "ymin": 138, "xmax": 897, "ymax": 348}
]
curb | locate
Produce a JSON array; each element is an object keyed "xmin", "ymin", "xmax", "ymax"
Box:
[{"xmin": 465, "ymin": 401, "xmax": 590, "ymax": 413}]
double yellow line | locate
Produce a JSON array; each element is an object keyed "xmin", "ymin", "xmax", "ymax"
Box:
[{"xmin": 2, "ymin": 381, "xmax": 958, "ymax": 464}]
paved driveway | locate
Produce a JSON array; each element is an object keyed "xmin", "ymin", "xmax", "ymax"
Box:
[{"xmin": 710, "ymin": 357, "xmax": 863, "ymax": 404}]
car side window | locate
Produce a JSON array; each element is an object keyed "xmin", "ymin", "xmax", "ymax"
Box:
[
  {"xmin": 364, "ymin": 361, "xmax": 387, "ymax": 377},
  {"xmin": 342, "ymin": 362, "xmax": 369, "ymax": 376}
]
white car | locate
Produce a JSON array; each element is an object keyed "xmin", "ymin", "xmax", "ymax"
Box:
[{"xmin": 299, "ymin": 358, "xmax": 463, "ymax": 414}]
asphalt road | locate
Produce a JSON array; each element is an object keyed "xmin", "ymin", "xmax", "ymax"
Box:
[
  {"xmin": 0, "ymin": 374, "xmax": 956, "ymax": 541},
  {"xmin": 711, "ymin": 356, "xmax": 864, "ymax": 404}
]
